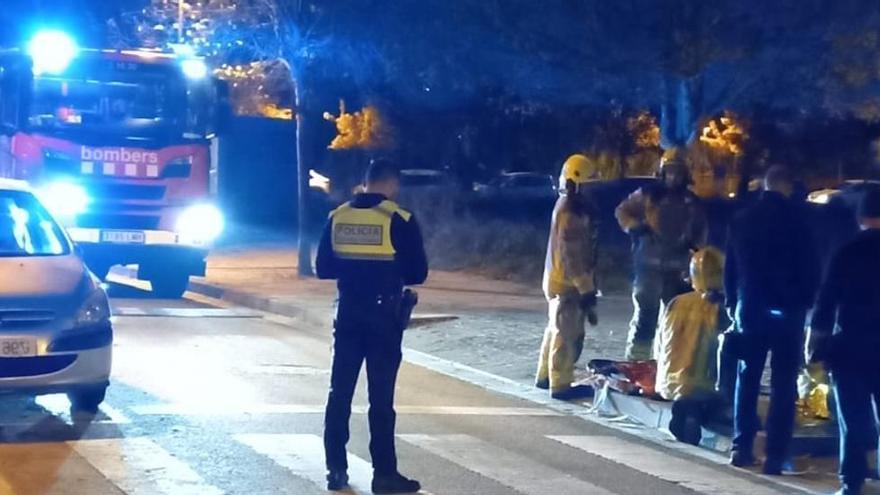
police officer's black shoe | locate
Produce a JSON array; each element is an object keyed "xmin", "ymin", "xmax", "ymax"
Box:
[
  {"xmin": 550, "ymin": 384, "xmax": 595, "ymax": 401},
  {"xmin": 535, "ymin": 379, "xmax": 550, "ymax": 390},
  {"xmin": 326, "ymin": 471, "xmax": 349, "ymax": 491},
  {"xmin": 371, "ymin": 472, "xmax": 421, "ymax": 494}
]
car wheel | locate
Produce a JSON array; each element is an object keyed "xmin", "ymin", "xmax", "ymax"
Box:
[
  {"xmin": 149, "ymin": 272, "xmax": 190, "ymax": 299},
  {"xmin": 68, "ymin": 386, "xmax": 107, "ymax": 414}
]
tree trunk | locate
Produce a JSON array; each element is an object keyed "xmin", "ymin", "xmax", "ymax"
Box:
[
  {"xmin": 660, "ymin": 76, "xmax": 703, "ymax": 149},
  {"xmin": 294, "ymin": 78, "xmax": 314, "ymax": 277}
]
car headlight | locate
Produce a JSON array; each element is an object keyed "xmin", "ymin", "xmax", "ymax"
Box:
[
  {"xmin": 74, "ymin": 288, "xmax": 111, "ymax": 328},
  {"xmin": 36, "ymin": 181, "xmax": 90, "ymax": 217},
  {"xmin": 176, "ymin": 204, "xmax": 224, "ymax": 244}
]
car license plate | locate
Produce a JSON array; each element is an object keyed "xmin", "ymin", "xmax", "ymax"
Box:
[
  {"xmin": 0, "ymin": 338, "xmax": 36, "ymax": 357},
  {"xmin": 101, "ymin": 230, "xmax": 145, "ymax": 244}
]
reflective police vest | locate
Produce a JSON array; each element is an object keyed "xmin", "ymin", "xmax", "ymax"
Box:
[{"xmin": 330, "ymin": 200, "xmax": 412, "ymax": 261}]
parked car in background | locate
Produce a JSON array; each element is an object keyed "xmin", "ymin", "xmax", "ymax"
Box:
[
  {"xmin": 473, "ymin": 172, "xmax": 557, "ymax": 201},
  {"xmin": 808, "ymin": 180, "xmax": 880, "ymax": 210},
  {"xmin": 0, "ymin": 179, "xmax": 112, "ymax": 414},
  {"xmin": 400, "ymin": 169, "xmax": 455, "ymax": 193}
]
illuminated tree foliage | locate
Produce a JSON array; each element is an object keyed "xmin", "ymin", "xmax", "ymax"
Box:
[
  {"xmin": 323, "ymin": 101, "xmax": 392, "ymax": 150},
  {"xmin": 700, "ymin": 112, "xmax": 748, "ymax": 156}
]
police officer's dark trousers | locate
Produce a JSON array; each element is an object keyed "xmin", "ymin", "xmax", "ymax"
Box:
[
  {"xmin": 832, "ymin": 364, "xmax": 880, "ymax": 493},
  {"xmin": 733, "ymin": 309, "xmax": 804, "ymax": 462},
  {"xmin": 324, "ymin": 297, "xmax": 403, "ymax": 476}
]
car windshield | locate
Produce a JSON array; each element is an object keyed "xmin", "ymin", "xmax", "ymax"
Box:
[
  {"xmin": 30, "ymin": 76, "xmax": 169, "ymax": 129},
  {"xmin": 0, "ymin": 191, "xmax": 70, "ymax": 257}
]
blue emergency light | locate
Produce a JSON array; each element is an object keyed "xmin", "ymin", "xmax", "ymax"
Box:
[{"xmin": 28, "ymin": 30, "xmax": 78, "ymax": 76}]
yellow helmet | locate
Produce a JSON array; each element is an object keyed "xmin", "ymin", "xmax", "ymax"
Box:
[
  {"xmin": 690, "ymin": 247, "xmax": 724, "ymax": 293},
  {"xmin": 559, "ymin": 154, "xmax": 600, "ymax": 190}
]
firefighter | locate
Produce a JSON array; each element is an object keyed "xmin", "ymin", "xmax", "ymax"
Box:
[
  {"xmin": 316, "ymin": 158, "xmax": 427, "ymax": 494},
  {"xmin": 616, "ymin": 149, "xmax": 708, "ymax": 360},
  {"xmin": 535, "ymin": 154, "xmax": 600, "ymax": 400},
  {"xmin": 654, "ymin": 247, "xmax": 729, "ymax": 445},
  {"xmin": 655, "ymin": 246, "xmax": 727, "ymax": 402}
]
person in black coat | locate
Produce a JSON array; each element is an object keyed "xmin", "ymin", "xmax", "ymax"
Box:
[
  {"xmin": 724, "ymin": 165, "xmax": 820, "ymax": 474},
  {"xmin": 809, "ymin": 187, "xmax": 880, "ymax": 495}
]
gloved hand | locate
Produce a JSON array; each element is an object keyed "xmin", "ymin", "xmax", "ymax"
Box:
[{"xmin": 580, "ymin": 292, "xmax": 598, "ymax": 326}]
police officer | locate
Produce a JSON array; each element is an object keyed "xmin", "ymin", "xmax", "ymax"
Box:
[
  {"xmin": 809, "ymin": 187, "xmax": 880, "ymax": 495},
  {"xmin": 535, "ymin": 154, "xmax": 600, "ymax": 400},
  {"xmin": 615, "ymin": 149, "xmax": 708, "ymax": 360},
  {"xmin": 316, "ymin": 158, "xmax": 427, "ymax": 493}
]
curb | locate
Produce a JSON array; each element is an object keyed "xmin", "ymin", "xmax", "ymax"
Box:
[{"xmin": 110, "ymin": 267, "xmax": 457, "ymax": 330}]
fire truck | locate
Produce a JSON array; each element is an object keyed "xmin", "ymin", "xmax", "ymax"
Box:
[{"xmin": 0, "ymin": 31, "xmax": 227, "ymax": 298}]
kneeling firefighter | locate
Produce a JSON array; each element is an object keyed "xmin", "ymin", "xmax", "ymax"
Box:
[
  {"xmin": 654, "ymin": 246, "xmax": 728, "ymax": 402},
  {"xmin": 536, "ymin": 154, "xmax": 600, "ymax": 400},
  {"xmin": 654, "ymin": 247, "xmax": 729, "ymax": 444}
]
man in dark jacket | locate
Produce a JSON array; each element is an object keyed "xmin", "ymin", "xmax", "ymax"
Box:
[
  {"xmin": 316, "ymin": 158, "xmax": 428, "ymax": 493},
  {"xmin": 809, "ymin": 187, "xmax": 880, "ymax": 495},
  {"xmin": 724, "ymin": 165, "xmax": 819, "ymax": 474}
]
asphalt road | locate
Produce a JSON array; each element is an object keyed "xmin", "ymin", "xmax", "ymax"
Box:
[{"xmin": 0, "ymin": 281, "xmax": 855, "ymax": 495}]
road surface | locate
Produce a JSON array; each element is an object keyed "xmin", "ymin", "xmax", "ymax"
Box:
[{"xmin": 0, "ymin": 280, "xmax": 854, "ymax": 495}]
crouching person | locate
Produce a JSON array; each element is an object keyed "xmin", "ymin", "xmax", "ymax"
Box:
[{"xmin": 654, "ymin": 247, "xmax": 729, "ymax": 444}]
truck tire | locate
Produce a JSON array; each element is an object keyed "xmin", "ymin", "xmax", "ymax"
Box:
[
  {"xmin": 68, "ymin": 386, "xmax": 107, "ymax": 414},
  {"xmin": 150, "ymin": 272, "xmax": 190, "ymax": 299}
]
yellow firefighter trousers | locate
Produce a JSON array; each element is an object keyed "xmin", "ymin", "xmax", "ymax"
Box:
[{"xmin": 536, "ymin": 293, "xmax": 586, "ymax": 393}]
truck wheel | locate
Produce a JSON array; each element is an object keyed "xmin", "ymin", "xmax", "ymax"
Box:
[
  {"xmin": 150, "ymin": 272, "xmax": 190, "ymax": 299},
  {"xmin": 68, "ymin": 386, "xmax": 107, "ymax": 414}
]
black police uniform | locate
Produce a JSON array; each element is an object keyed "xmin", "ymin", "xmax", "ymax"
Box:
[{"xmin": 316, "ymin": 192, "xmax": 428, "ymax": 478}]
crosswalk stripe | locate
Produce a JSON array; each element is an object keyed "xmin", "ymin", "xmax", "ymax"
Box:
[
  {"xmin": 548, "ymin": 435, "xmax": 786, "ymax": 495},
  {"xmin": 399, "ymin": 434, "xmax": 615, "ymax": 495},
  {"xmin": 236, "ymin": 433, "xmax": 373, "ymax": 493},
  {"xmin": 133, "ymin": 403, "xmax": 559, "ymax": 417},
  {"xmin": 113, "ymin": 307, "xmax": 261, "ymax": 318},
  {"xmin": 71, "ymin": 438, "xmax": 224, "ymax": 495}
]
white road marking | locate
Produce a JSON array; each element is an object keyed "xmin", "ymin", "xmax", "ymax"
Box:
[
  {"xmin": 549, "ymin": 435, "xmax": 787, "ymax": 495},
  {"xmin": 71, "ymin": 437, "xmax": 224, "ymax": 495},
  {"xmin": 399, "ymin": 434, "xmax": 615, "ymax": 495},
  {"xmin": 113, "ymin": 307, "xmax": 261, "ymax": 318},
  {"xmin": 236, "ymin": 433, "xmax": 373, "ymax": 493},
  {"xmin": 132, "ymin": 403, "xmax": 559, "ymax": 417}
]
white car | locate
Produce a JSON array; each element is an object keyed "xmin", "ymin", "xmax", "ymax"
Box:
[{"xmin": 0, "ymin": 179, "xmax": 111, "ymax": 413}]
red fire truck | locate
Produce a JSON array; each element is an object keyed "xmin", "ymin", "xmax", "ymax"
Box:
[{"xmin": 0, "ymin": 31, "xmax": 226, "ymax": 298}]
